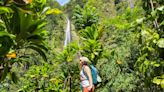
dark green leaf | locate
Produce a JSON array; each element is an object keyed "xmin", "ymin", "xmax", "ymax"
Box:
[{"xmin": 27, "ymin": 46, "xmax": 47, "ymax": 62}]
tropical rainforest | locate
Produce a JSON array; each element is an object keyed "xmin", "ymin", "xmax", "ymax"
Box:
[{"xmin": 0, "ymin": 0, "xmax": 164, "ymax": 92}]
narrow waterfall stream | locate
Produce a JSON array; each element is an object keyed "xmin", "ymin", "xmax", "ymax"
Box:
[
  {"xmin": 64, "ymin": 17, "xmax": 71, "ymax": 47},
  {"xmin": 63, "ymin": 17, "xmax": 72, "ymax": 91}
]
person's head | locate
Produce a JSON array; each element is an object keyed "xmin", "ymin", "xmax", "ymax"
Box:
[{"xmin": 79, "ymin": 57, "xmax": 91, "ymax": 69}]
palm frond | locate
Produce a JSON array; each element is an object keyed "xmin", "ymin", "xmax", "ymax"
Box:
[
  {"xmin": 0, "ymin": 32, "xmax": 13, "ymax": 56},
  {"xmin": 27, "ymin": 45, "xmax": 47, "ymax": 62},
  {"xmin": 0, "ymin": 6, "xmax": 13, "ymax": 14},
  {"xmin": 29, "ymin": 42, "xmax": 48, "ymax": 52},
  {"xmin": 0, "ymin": 65, "xmax": 9, "ymax": 81},
  {"xmin": 9, "ymin": 71, "xmax": 18, "ymax": 84}
]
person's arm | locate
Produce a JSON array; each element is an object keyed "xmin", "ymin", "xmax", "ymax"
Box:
[
  {"xmin": 80, "ymin": 75, "xmax": 86, "ymax": 81},
  {"xmin": 84, "ymin": 66, "xmax": 93, "ymax": 90}
]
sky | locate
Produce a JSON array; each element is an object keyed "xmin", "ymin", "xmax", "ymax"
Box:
[{"xmin": 56, "ymin": 0, "xmax": 70, "ymax": 6}]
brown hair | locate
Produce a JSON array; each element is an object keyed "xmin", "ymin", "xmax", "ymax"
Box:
[
  {"xmin": 80, "ymin": 61, "xmax": 88, "ymax": 70},
  {"xmin": 82, "ymin": 61, "xmax": 88, "ymax": 66}
]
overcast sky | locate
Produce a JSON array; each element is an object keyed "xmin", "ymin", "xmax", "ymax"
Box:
[{"xmin": 56, "ymin": 0, "xmax": 70, "ymax": 6}]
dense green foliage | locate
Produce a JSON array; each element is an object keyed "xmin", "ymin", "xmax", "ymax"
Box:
[
  {"xmin": 72, "ymin": 4, "xmax": 99, "ymax": 30},
  {"xmin": 0, "ymin": 0, "xmax": 164, "ymax": 92}
]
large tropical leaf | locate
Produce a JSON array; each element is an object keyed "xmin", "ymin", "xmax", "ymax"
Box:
[
  {"xmin": 79, "ymin": 26, "xmax": 95, "ymax": 40},
  {"xmin": 80, "ymin": 24, "xmax": 104, "ymax": 40},
  {"xmin": 5, "ymin": 6, "xmax": 47, "ymax": 49},
  {"xmin": 0, "ymin": 65, "xmax": 9, "ymax": 81},
  {"xmin": 153, "ymin": 75, "xmax": 164, "ymax": 88},
  {"xmin": 0, "ymin": 6, "xmax": 13, "ymax": 14},
  {"xmin": 27, "ymin": 45, "xmax": 47, "ymax": 62},
  {"xmin": 0, "ymin": 31, "xmax": 13, "ymax": 56},
  {"xmin": 29, "ymin": 42, "xmax": 48, "ymax": 51},
  {"xmin": 9, "ymin": 6, "xmax": 21, "ymax": 34},
  {"xmin": 9, "ymin": 71, "xmax": 18, "ymax": 84},
  {"xmin": 157, "ymin": 38, "xmax": 164, "ymax": 48},
  {"xmin": 97, "ymin": 25, "xmax": 105, "ymax": 40},
  {"xmin": 0, "ymin": 19, "xmax": 5, "ymax": 30}
]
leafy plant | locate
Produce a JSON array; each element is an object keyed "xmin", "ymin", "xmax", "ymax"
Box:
[
  {"xmin": 79, "ymin": 24, "xmax": 104, "ymax": 65},
  {"xmin": 0, "ymin": 0, "xmax": 62, "ymax": 83},
  {"xmin": 72, "ymin": 4, "xmax": 99, "ymax": 30}
]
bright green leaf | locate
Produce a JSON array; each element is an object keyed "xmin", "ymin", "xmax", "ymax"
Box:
[
  {"xmin": 161, "ymin": 79, "xmax": 164, "ymax": 88},
  {"xmin": 153, "ymin": 77, "xmax": 161, "ymax": 85},
  {"xmin": 30, "ymin": 75, "xmax": 36, "ymax": 78},
  {"xmin": 46, "ymin": 8, "xmax": 62, "ymax": 15},
  {"xmin": 136, "ymin": 17, "xmax": 145, "ymax": 24},
  {"xmin": 157, "ymin": 6, "xmax": 164, "ymax": 11},
  {"xmin": 154, "ymin": 64, "xmax": 160, "ymax": 67},
  {"xmin": 144, "ymin": 60, "xmax": 149, "ymax": 65},
  {"xmin": 157, "ymin": 38, "xmax": 164, "ymax": 48},
  {"xmin": 0, "ymin": 6, "xmax": 13, "ymax": 14},
  {"xmin": 161, "ymin": 75, "xmax": 164, "ymax": 78}
]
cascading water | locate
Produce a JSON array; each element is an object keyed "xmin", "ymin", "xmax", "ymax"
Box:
[
  {"xmin": 63, "ymin": 17, "xmax": 72, "ymax": 91},
  {"xmin": 64, "ymin": 17, "xmax": 71, "ymax": 46}
]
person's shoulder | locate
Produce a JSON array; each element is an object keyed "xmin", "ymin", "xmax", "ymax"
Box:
[
  {"xmin": 83, "ymin": 65, "xmax": 90, "ymax": 70},
  {"xmin": 83, "ymin": 65, "xmax": 89, "ymax": 68}
]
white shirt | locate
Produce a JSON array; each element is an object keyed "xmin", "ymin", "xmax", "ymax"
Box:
[{"xmin": 80, "ymin": 70, "xmax": 90, "ymax": 87}]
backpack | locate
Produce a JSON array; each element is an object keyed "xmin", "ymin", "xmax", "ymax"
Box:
[{"xmin": 82, "ymin": 65, "xmax": 102, "ymax": 85}]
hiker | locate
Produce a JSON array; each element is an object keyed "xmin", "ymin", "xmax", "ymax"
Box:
[{"xmin": 79, "ymin": 57, "xmax": 95, "ymax": 92}]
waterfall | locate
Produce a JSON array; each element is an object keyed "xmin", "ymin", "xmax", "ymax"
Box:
[
  {"xmin": 64, "ymin": 17, "xmax": 71, "ymax": 46},
  {"xmin": 63, "ymin": 17, "xmax": 72, "ymax": 91}
]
